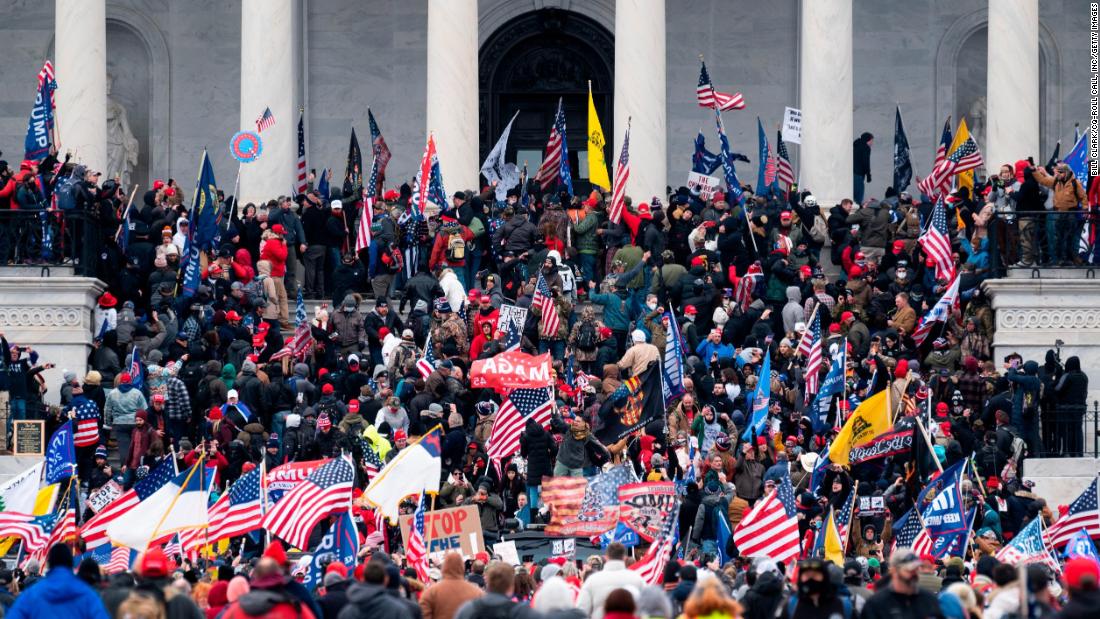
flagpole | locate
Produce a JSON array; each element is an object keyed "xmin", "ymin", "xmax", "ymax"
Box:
[
  {"xmin": 913, "ymin": 416, "xmax": 944, "ymax": 473},
  {"xmin": 145, "ymin": 454, "xmax": 205, "ymax": 551},
  {"xmin": 261, "ymin": 457, "xmax": 271, "ymax": 547}
]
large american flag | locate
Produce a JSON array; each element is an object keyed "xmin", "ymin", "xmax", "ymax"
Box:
[
  {"xmin": 486, "ymin": 387, "xmax": 554, "ymax": 461},
  {"xmin": 891, "ymin": 508, "xmax": 933, "ymax": 556},
  {"xmin": 918, "ymin": 118, "xmax": 954, "ymax": 198},
  {"xmin": 38, "ymin": 60, "xmax": 56, "ymax": 106},
  {"xmin": 81, "ymin": 457, "xmax": 176, "ymax": 548},
  {"xmin": 263, "ymin": 457, "xmax": 354, "ymax": 549},
  {"xmin": 732, "ymin": 475, "xmax": 801, "ymax": 563},
  {"xmin": 1045, "ymin": 476, "xmax": 1100, "ymax": 548},
  {"xmin": 998, "ymin": 516, "xmax": 1061, "ymax": 573},
  {"xmin": 406, "ymin": 494, "xmax": 429, "ymax": 583},
  {"xmin": 608, "ymin": 121, "xmax": 631, "ymax": 225},
  {"xmin": 535, "ymin": 98, "xmax": 568, "ymax": 191},
  {"xmin": 919, "ymin": 199, "xmax": 955, "ymax": 281},
  {"xmin": 533, "ymin": 272, "xmax": 560, "ymax": 337},
  {"xmin": 630, "ymin": 504, "xmax": 680, "ymax": 584},
  {"xmin": 295, "ymin": 111, "xmax": 308, "ymax": 195},
  {"xmin": 255, "ymin": 107, "xmax": 276, "ymax": 133},
  {"xmin": 356, "ymin": 180, "xmax": 374, "ymax": 251},
  {"xmin": 923, "ymin": 135, "xmax": 983, "ymax": 198},
  {"xmin": 72, "ymin": 398, "xmax": 100, "ymax": 448},
  {"xmin": 799, "ymin": 310, "xmax": 823, "ymax": 397},
  {"xmin": 775, "ymin": 131, "xmax": 795, "ymax": 187},
  {"xmin": 734, "ymin": 263, "xmax": 763, "ymax": 312},
  {"xmin": 205, "ymin": 466, "xmax": 263, "ymax": 543},
  {"xmin": 911, "ymin": 274, "xmax": 960, "ymax": 346},
  {"xmin": 416, "ymin": 334, "xmax": 437, "ymax": 379},
  {"xmin": 0, "ymin": 513, "xmax": 53, "ymax": 551},
  {"xmin": 368, "ymin": 108, "xmax": 391, "ymax": 193},
  {"xmin": 696, "ymin": 61, "xmax": 744, "ymax": 111}
]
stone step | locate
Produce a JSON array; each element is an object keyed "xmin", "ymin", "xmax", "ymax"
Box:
[
  {"xmin": 1006, "ymin": 266, "xmax": 1100, "ymax": 279},
  {"xmin": 0, "ymin": 265, "xmax": 75, "ymax": 277},
  {"xmin": 1020, "ymin": 456, "xmax": 1099, "ymax": 508}
]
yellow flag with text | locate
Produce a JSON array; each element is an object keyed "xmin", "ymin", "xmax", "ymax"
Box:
[
  {"xmin": 828, "ymin": 388, "xmax": 891, "ymax": 467},
  {"xmin": 950, "ymin": 118, "xmax": 974, "ymax": 195},
  {"xmin": 587, "ymin": 87, "xmax": 611, "ymax": 190}
]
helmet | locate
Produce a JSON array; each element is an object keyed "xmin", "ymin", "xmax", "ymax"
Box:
[
  {"xmin": 715, "ymin": 434, "xmax": 732, "ymax": 452},
  {"xmin": 803, "ymin": 195, "xmax": 818, "ymax": 208}
]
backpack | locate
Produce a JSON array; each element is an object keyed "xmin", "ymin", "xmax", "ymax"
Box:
[
  {"xmin": 576, "ymin": 321, "xmax": 598, "ymax": 351},
  {"xmin": 468, "ymin": 216, "xmax": 486, "ymax": 239},
  {"xmin": 244, "ymin": 277, "xmax": 269, "ymax": 309},
  {"xmin": 446, "ymin": 233, "xmax": 466, "ymax": 262},
  {"xmin": 808, "ymin": 213, "xmax": 828, "ymax": 243},
  {"xmin": 53, "ymin": 175, "xmax": 81, "ymax": 211}
]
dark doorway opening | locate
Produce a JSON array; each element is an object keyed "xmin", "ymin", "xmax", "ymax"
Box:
[{"xmin": 479, "ymin": 9, "xmax": 614, "ymax": 196}]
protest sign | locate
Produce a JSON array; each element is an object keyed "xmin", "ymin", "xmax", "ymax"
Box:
[
  {"xmin": 687, "ymin": 172, "xmax": 720, "ymax": 200},
  {"xmin": 87, "ymin": 480, "xmax": 123, "ymax": 514},
  {"xmin": 400, "ymin": 505, "xmax": 485, "ymax": 558},
  {"xmin": 782, "ymin": 107, "xmax": 802, "ymax": 144}
]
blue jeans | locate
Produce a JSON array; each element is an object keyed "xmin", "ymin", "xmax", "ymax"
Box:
[
  {"xmin": 578, "ymin": 253, "xmax": 597, "ymax": 285},
  {"xmin": 466, "ymin": 252, "xmax": 482, "ymax": 290},
  {"xmin": 853, "ymin": 175, "xmax": 865, "ymax": 205},
  {"xmin": 452, "ymin": 266, "xmax": 468, "ymax": 291},
  {"xmin": 539, "ymin": 339, "xmax": 565, "ymax": 360},
  {"xmin": 7, "ymin": 398, "xmax": 26, "ymax": 436}
]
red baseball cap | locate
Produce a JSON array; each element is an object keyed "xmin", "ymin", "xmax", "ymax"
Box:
[
  {"xmin": 271, "ymin": 224, "xmax": 286, "ymax": 235},
  {"xmin": 1065, "ymin": 557, "xmax": 1100, "ymax": 590},
  {"xmin": 684, "ymin": 305, "xmax": 698, "ymax": 316}
]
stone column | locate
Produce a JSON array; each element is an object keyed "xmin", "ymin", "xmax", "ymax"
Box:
[
  {"xmin": 239, "ymin": 0, "xmax": 296, "ymax": 203},
  {"xmin": 55, "ymin": 0, "xmax": 107, "ymax": 174},
  {"xmin": 614, "ymin": 0, "xmax": 666, "ymax": 204},
  {"xmin": 426, "ymin": 0, "xmax": 479, "ymax": 192},
  {"xmin": 799, "ymin": 0, "xmax": 853, "ymax": 207},
  {"xmin": 987, "ymin": 0, "xmax": 1039, "ymax": 166}
]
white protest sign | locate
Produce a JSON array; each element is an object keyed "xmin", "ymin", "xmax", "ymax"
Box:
[
  {"xmin": 87, "ymin": 480, "xmax": 123, "ymax": 514},
  {"xmin": 686, "ymin": 172, "xmax": 720, "ymax": 200},
  {"xmin": 493, "ymin": 540, "xmax": 521, "ymax": 566},
  {"xmin": 782, "ymin": 107, "xmax": 802, "ymax": 144}
]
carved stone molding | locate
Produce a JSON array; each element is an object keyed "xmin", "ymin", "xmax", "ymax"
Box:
[
  {"xmin": 0, "ymin": 307, "xmax": 84, "ymax": 329},
  {"xmin": 998, "ymin": 309, "xmax": 1100, "ymax": 331}
]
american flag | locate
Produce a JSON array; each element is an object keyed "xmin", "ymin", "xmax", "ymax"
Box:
[
  {"xmin": 535, "ymin": 98, "xmax": 569, "ymax": 192},
  {"xmin": 998, "ymin": 516, "xmax": 1061, "ymax": 573},
  {"xmin": 416, "ymin": 334, "xmax": 437, "ymax": 379},
  {"xmin": 533, "ymin": 272, "xmax": 560, "ymax": 337},
  {"xmin": 72, "ymin": 398, "xmax": 100, "ymax": 448},
  {"xmin": 920, "ymin": 199, "xmax": 955, "ymax": 282},
  {"xmin": 81, "ymin": 457, "xmax": 176, "ymax": 548},
  {"xmin": 891, "ymin": 508, "xmax": 934, "ymax": 556},
  {"xmin": 255, "ymin": 107, "xmax": 275, "ymax": 133},
  {"xmin": 205, "ymin": 466, "xmax": 263, "ymax": 543},
  {"xmin": 367, "ymin": 108, "xmax": 391, "ymax": 193},
  {"xmin": 406, "ymin": 494, "xmax": 429, "ymax": 583},
  {"xmin": 924, "ymin": 136, "xmax": 983, "ymax": 198},
  {"xmin": 834, "ymin": 490, "xmax": 855, "ymax": 546},
  {"xmin": 775, "ymin": 131, "xmax": 795, "ymax": 187},
  {"xmin": 0, "ymin": 512, "xmax": 53, "ymax": 551},
  {"xmin": 263, "ymin": 457, "xmax": 354, "ymax": 549},
  {"xmin": 356, "ymin": 180, "xmax": 374, "ymax": 251},
  {"xmin": 734, "ymin": 263, "xmax": 763, "ymax": 312},
  {"xmin": 163, "ymin": 535, "xmax": 181, "ymax": 559},
  {"xmin": 107, "ymin": 546, "xmax": 135, "ymax": 573},
  {"xmin": 1045, "ymin": 476, "xmax": 1100, "ymax": 548},
  {"xmin": 295, "ymin": 111, "xmax": 308, "ymax": 195},
  {"xmin": 696, "ymin": 61, "xmax": 744, "ymax": 111},
  {"xmin": 271, "ymin": 289, "xmax": 313, "ymax": 361},
  {"xmin": 608, "ymin": 120, "xmax": 631, "ymax": 225},
  {"xmin": 128, "ymin": 346, "xmax": 144, "ymax": 391},
  {"xmin": 413, "ymin": 135, "xmax": 438, "ymax": 215},
  {"xmin": 360, "ymin": 439, "xmax": 384, "ymax": 482},
  {"xmin": 732, "ymin": 475, "xmax": 801, "ymax": 563},
  {"xmin": 911, "ymin": 274, "xmax": 960, "ymax": 346},
  {"xmin": 630, "ymin": 505, "xmax": 680, "ymax": 584},
  {"xmin": 799, "ymin": 310, "xmax": 823, "ymax": 397},
  {"xmin": 918, "ymin": 118, "xmax": 955, "ymax": 198},
  {"xmin": 38, "ymin": 60, "xmax": 56, "ymax": 106},
  {"xmin": 486, "ymin": 387, "xmax": 554, "ymax": 461}
]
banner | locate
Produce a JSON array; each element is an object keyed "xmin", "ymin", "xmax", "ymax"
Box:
[
  {"xmin": 916, "ymin": 460, "xmax": 968, "ymax": 538},
  {"xmin": 781, "ymin": 107, "xmax": 802, "ymax": 144},
  {"xmin": 470, "ymin": 351, "xmax": 552, "ymax": 390},
  {"xmin": 545, "ymin": 464, "xmax": 636, "ymax": 538},
  {"xmin": 303, "ymin": 511, "xmax": 359, "ymax": 592},
  {"xmin": 849, "ymin": 428, "xmax": 913, "ymax": 465},
  {"xmin": 595, "ymin": 363, "xmax": 665, "ymax": 445},
  {"xmin": 686, "ymin": 172, "xmax": 720, "ymax": 200},
  {"xmin": 496, "ymin": 304, "xmax": 528, "ymax": 352},
  {"xmin": 618, "ymin": 482, "xmax": 679, "ymax": 543},
  {"xmin": 399, "ymin": 505, "xmax": 484, "ymax": 558},
  {"xmin": 661, "ymin": 310, "xmax": 686, "ymax": 407},
  {"xmin": 24, "ymin": 73, "xmax": 55, "ymax": 161},
  {"xmin": 44, "ymin": 421, "xmax": 76, "ymax": 484},
  {"xmin": 266, "ymin": 460, "xmax": 325, "ymax": 503}
]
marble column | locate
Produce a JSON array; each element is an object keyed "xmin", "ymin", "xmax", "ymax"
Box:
[
  {"xmin": 239, "ymin": 0, "xmax": 296, "ymax": 203},
  {"xmin": 426, "ymin": 0, "xmax": 479, "ymax": 192},
  {"xmin": 987, "ymin": 0, "xmax": 1039, "ymax": 167},
  {"xmin": 55, "ymin": 0, "xmax": 107, "ymax": 174},
  {"xmin": 799, "ymin": 0, "xmax": 853, "ymax": 207},
  {"xmin": 614, "ymin": 0, "xmax": 666, "ymax": 204}
]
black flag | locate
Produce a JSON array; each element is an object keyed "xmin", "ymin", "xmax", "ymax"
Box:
[
  {"xmin": 893, "ymin": 106, "xmax": 912, "ymax": 193},
  {"xmin": 344, "ymin": 127, "xmax": 362, "ymax": 196},
  {"xmin": 595, "ymin": 362, "xmax": 665, "ymax": 444}
]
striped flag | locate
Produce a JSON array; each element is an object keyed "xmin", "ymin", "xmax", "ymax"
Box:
[
  {"xmin": 734, "ymin": 263, "xmax": 763, "ymax": 312},
  {"xmin": 263, "ymin": 457, "xmax": 354, "ymax": 549},
  {"xmin": 890, "ymin": 508, "xmax": 934, "ymax": 556},
  {"xmin": 295, "ymin": 111, "xmax": 308, "ymax": 195},
  {"xmin": 486, "ymin": 387, "xmax": 554, "ymax": 461},
  {"xmin": 107, "ymin": 546, "xmax": 136, "ymax": 573},
  {"xmin": 998, "ymin": 516, "xmax": 1061, "ymax": 573},
  {"xmin": 0, "ymin": 512, "xmax": 53, "ymax": 550},
  {"xmin": 630, "ymin": 504, "xmax": 680, "ymax": 584},
  {"xmin": 918, "ymin": 118, "xmax": 953, "ymax": 198},
  {"xmin": 799, "ymin": 311, "xmax": 823, "ymax": 397},
  {"xmin": 911, "ymin": 274, "xmax": 960, "ymax": 346},
  {"xmin": 205, "ymin": 466, "xmax": 263, "ymax": 543},
  {"xmin": 128, "ymin": 346, "xmax": 144, "ymax": 391},
  {"xmin": 696, "ymin": 60, "xmax": 745, "ymax": 111},
  {"xmin": 360, "ymin": 439, "xmax": 384, "ymax": 483},
  {"xmin": 919, "ymin": 199, "xmax": 955, "ymax": 281},
  {"xmin": 72, "ymin": 397, "xmax": 101, "ymax": 448},
  {"xmin": 1045, "ymin": 476, "xmax": 1100, "ymax": 549},
  {"xmin": 356, "ymin": 182, "xmax": 373, "ymax": 251},
  {"xmin": 412, "ymin": 134, "xmax": 449, "ymax": 215},
  {"xmin": 533, "ymin": 272, "xmax": 560, "ymax": 337},
  {"xmin": 406, "ymin": 494, "xmax": 429, "ymax": 583},
  {"xmin": 38, "ymin": 60, "xmax": 56, "ymax": 106},
  {"xmin": 732, "ymin": 475, "xmax": 801, "ymax": 563},
  {"xmin": 535, "ymin": 98, "xmax": 570, "ymax": 193},
  {"xmin": 255, "ymin": 107, "xmax": 275, "ymax": 133},
  {"xmin": 81, "ymin": 457, "xmax": 177, "ymax": 548},
  {"xmin": 608, "ymin": 120, "xmax": 631, "ymax": 225},
  {"xmin": 923, "ymin": 135, "xmax": 983, "ymax": 198},
  {"xmin": 775, "ymin": 131, "xmax": 795, "ymax": 188},
  {"xmin": 367, "ymin": 108, "xmax": 391, "ymax": 193},
  {"xmin": 416, "ymin": 334, "xmax": 437, "ymax": 379}
]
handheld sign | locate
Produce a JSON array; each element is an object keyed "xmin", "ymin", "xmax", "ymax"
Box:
[
  {"xmin": 686, "ymin": 172, "xmax": 720, "ymax": 200},
  {"xmin": 399, "ymin": 505, "xmax": 484, "ymax": 559},
  {"xmin": 782, "ymin": 107, "xmax": 802, "ymax": 144}
]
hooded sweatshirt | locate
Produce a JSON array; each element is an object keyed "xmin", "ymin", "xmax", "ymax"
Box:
[
  {"xmin": 782, "ymin": 285, "xmax": 803, "ymax": 334},
  {"xmin": 419, "ymin": 553, "xmax": 483, "ymax": 619}
]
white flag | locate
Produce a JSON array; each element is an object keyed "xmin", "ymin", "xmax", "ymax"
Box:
[{"xmin": 480, "ymin": 111, "xmax": 521, "ymax": 201}]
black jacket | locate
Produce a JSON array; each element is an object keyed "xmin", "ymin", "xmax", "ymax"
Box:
[
  {"xmin": 853, "ymin": 135, "xmax": 873, "ymax": 178},
  {"xmin": 337, "ymin": 582, "xmax": 418, "ymax": 619},
  {"xmin": 519, "ymin": 418, "xmax": 555, "ymax": 482},
  {"xmin": 401, "ymin": 272, "xmax": 444, "ymax": 314},
  {"xmin": 861, "ymin": 587, "xmax": 943, "ymax": 619}
]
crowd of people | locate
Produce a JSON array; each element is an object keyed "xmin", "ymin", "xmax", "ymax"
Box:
[{"xmin": 0, "ymin": 130, "xmax": 1096, "ymax": 618}]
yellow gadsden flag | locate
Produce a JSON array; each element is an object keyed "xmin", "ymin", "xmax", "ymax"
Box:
[
  {"xmin": 950, "ymin": 117, "xmax": 974, "ymax": 195},
  {"xmin": 587, "ymin": 84, "xmax": 611, "ymax": 190},
  {"xmin": 828, "ymin": 388, "xmax": 891, "ymax": 467},
  {"xmin": 823, "ymin": 508, "xmax": 845, "ymax": 565}
]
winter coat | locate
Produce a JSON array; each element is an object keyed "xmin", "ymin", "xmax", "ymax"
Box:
[
  {"xmin": 588, "ymin": 290, "xmax": 631, "ymax": 331},
  {"xmin": 419, "ymin": 552, "xmax": 483, "ymax": 619},
  {"xmin": 846, "ymin": 201, "xmax": 893, "ymax": 249},
  {"xmin": 6, "ymin": 566, "xmax": 110, "ymax": 619},
  {"xmin": 1034, "ymin": 167, "xmax": 1088, "ymax": 212},
  {"xmin": 331, "ymin": 307, "xmax": 366, "ymax": 350},
  {"xmin": 104, "ymin": 385, "xmax": 148, "ymax": 428},
  {"xmin": 260, "ymin": 237, "xmax": 288, "ymax": 277},
  {"xmin": 493, "ymin": 212, "xmax": 539, "ymax": 255},
  {"xmin": 519, "ymin": 418, "xmax": 555, "ymax": 482},
  {"xmin": 782, "ymin": 286, "xmax": 803, "ymax": 334},
  {"xmin": 576, "ymin": 561, "xmax": 646, "ymax": 619}
]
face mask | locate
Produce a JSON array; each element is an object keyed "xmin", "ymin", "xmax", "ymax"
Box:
[
  {"xmin": 647, "ymin": 303, "xmax": 657, "ymax": 311},
  {"xmin": 798, "ymin": 579, "xmax": 827, "ymax": 596}
]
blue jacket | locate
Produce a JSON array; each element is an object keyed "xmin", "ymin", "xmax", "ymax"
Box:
[
  {"xmin": 588, "ymin": 291, "xmax": 631, "ymax": 331},
  {"xmin": 7, "ymin": 567, "xmax": 110, "ymax": 619},
  {"xmin": 695, "ymin": 340, "xmax": 735, "ymax": 369}
]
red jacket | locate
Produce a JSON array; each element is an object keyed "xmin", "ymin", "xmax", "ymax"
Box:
[
  {"xmin": 183, "ymin": 448, "xmax": 229, "ymax": 480},
  {"xmin": 126, "ymin": 425, "xmax": 160, "ymax": 469},
  {"xmin": 429, "ymin": 225, "xmax": 474, "ymax": 270},
  {"xmin": 232, "ymin": 248, "xmax": 255, "ymax": 284},
  {"xmin": 260, "ymin": 238, "xmax": 288, "ymax": 277}
]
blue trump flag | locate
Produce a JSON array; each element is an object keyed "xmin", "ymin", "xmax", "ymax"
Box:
[
  {"xmin": 715, "ymin": 109, "xmax": 745, "ymax": 206},
  {"xmin": 692, "ymin": 131, "xmax": 721, "ymax": 175},
  {"xmin": 128, "ymin": 346, "xmax": 145, "ymax": 391},
  {"xmin": 45, "ymin": 420, "xmax": 76, "ymax": 484},
  {"xmin": 916, "ymin": 460, "xmax": 968, "ymax": 538},
  {"xmin": 24, "ymin": 70, "xmax": 56, "ymax": 161},
  {"xmin": 303, "ymin": 510, "xmax": 360, "ymax": 592},
  {"xmin": 741, "ymin": 348, "xmax": 771, "ymax": 441},
  {"xmin": 1065, "ymin": 527, "xmax": 1100, "ymax": 563},
  {"xmin": 1065, "ymin": 132, "xmax": 1089, "ymax": 186},
  {"xmin": 599, "ymin": 522, "xmax": 640, "ymax": 549},
  {"xmin": 756, "ymin": 117, "xmax": 770, "ymax": 198},
  {"xmin": 810, "ymin": 345, "xmax": 846, "ymax": 432},
  {"xmin": 661, "ymin": 309, "xmax": 686, "ymax": 406},
  {"xmin": 716, "ymin": 507, "xmax": 733, "ymax": 565},
  {"xmin": 317, "ymin": 168, "xmax": 330, "ymax": 200}
]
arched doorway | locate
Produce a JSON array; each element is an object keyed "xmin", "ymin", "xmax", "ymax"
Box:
[{"xmin": 479, "ymin": 9, "xmax": 614, "ymax": 195}]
